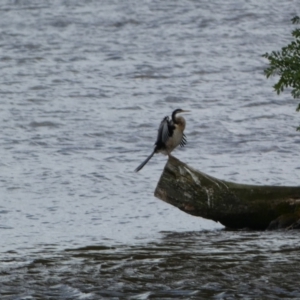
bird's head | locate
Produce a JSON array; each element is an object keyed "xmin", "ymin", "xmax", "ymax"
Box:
[
  {"xmin": 173, "ymin": 108, "xmax": 190, "ymax": 115},
  {"xmin": 171, "ymin": 109, "xmax": 190, "ymax": 123},
  {"xmin": 172, "ymin": 109, "xmax": 190, "ymax": 116}
]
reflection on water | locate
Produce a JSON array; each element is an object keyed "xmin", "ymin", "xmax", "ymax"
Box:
[{"xmin": 1, "ymin": 230, "xmax": 300, "ymax": 299}]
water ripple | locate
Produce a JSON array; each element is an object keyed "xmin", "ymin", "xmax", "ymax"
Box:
[{"xmin": 0, "ymin": 0, "xmax": 299, "ymax": 297}]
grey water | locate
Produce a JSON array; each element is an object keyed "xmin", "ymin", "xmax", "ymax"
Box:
[{"xmin": 0, "ymin": 0, "xmax": 300, "ymax": 299}]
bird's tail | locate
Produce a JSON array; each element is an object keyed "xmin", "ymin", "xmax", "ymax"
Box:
[{"xmin": 134, "ymin": 150, "xmax": 155, "ymax": 172}]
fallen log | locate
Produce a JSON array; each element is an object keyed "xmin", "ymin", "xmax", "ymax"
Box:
[{"xmin": 154, "ymin": 156, "xmax": 300, "ymax": 230}]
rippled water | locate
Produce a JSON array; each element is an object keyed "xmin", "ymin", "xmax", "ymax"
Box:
[
  {"xmin": 1, "ymin": 0, "xmax": 300, "ymax": 298},
  {"xmin": 2, "ymin": 231, "xmax": 300, "ymax": 299}
]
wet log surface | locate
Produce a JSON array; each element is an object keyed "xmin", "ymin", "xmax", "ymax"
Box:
[{"xmin": 154, "ymin": 156, "xmax": 300, "ymax": 230}]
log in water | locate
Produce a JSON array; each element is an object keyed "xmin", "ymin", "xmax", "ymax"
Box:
[{"xmin": 155, "ymin": 156, "xmax": 300, "ymax": 230}]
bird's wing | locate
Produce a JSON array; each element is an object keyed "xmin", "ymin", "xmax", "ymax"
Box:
[
  {"xmin": 180, "ymin": 133, "xmax": 187, "ymax": 147},
  {"xmin": 156, "ymin": 116, "xmax": 171, "ymax": 145}
]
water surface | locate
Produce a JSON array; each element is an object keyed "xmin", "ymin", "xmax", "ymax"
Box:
[{"xmin": 0, "ymin": 0, "xmax": 300, "ymax": 298}]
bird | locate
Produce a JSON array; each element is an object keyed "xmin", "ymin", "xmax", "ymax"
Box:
[{"xmin": 135, "ymin": 108, "xmax": 189, "ymax": 172}]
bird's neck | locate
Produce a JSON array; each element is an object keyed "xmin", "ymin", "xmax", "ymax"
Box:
[
  {"xmin": 173, "ymin": 116, "xmax": 186, "ymax": 130},
  {"xmin": 171, "ymin": 111, "xmax": 177, "ymax": 123}
]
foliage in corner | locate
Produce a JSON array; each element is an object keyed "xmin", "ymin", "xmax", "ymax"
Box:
[{"xmin": 263, "ymin": 16, "xmax": 300, "ymax": 129}]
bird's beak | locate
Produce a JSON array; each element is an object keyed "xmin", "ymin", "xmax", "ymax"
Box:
[{"xmin": 181, "ymin": 110, "xmax": 190, "ymax": 113}]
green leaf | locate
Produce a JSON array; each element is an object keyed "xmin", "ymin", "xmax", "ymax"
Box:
[
  {"xmin": 263, "ymin": 16, "xmax": 300, "ymax": 131},
  {"xmin": 292, "ymin": 16, "xmax": 300, "ymax": 24}
]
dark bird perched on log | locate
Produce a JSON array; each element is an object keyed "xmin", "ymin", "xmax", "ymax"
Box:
[{"xmin": 135, "ymin": 108, "xmax": 189, "ymax": 172}]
